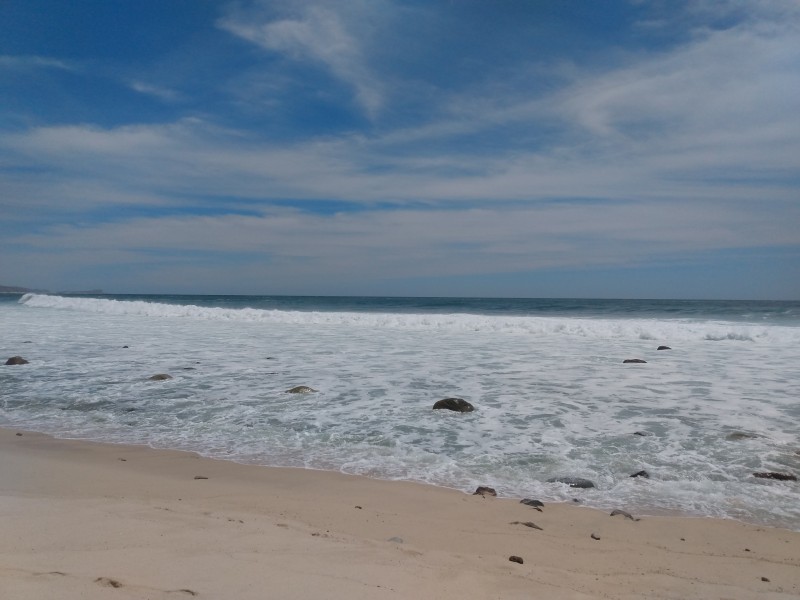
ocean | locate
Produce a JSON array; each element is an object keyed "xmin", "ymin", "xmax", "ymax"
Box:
[{"xmin": 1, "ymin": 293, "xmax": 798, "ymax": 530}]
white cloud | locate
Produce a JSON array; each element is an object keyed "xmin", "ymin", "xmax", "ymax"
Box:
[
  {"xmin": 2, "ymin": 0, "xmax": 799, "ymax": 295},
  {"xmin": 128, "ymin": 80, "xmax": 180, "ymax": 102},
  {"xmin": 0, "ymin": 55, "xmax": 76, "ymax": 71},
  {"xmin": 8, "ymin": 200, "xmax": 799, "ymax": 284},
  {"xmin": 219, "ymin": 3, "xmax": 383, "ymax": 117}
]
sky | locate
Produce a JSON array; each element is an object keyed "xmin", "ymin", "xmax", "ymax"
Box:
[{"xmin": 1, "ymin": 0, "xmax": 799, "ymax": 299}]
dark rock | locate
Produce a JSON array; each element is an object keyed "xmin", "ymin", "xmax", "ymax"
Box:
[
  {"xmin": 473, "ymin": 486, "xmax": 497, "ymax": 497},
  {"xmin": 623, "ymin": 359, "xmax": 647, "ymax": 364},
  {"xmin": 610, "ymin": 509, "xmax": 640, "ymax": 521},
  {"xmin": 726, "ymin": 432, "xmax": 759, "ymax": 441},
  {"xmin": 508, "ymin": 556, "xmax": 524, "ymax": 564},
  {"xmin": 761, "ymin": 577, "xmax": 770, "ymax": 582},
  {"xmin": 15, "ymin": 432, "xmax": 22, "ymax": 436},
  {"xmin": 753, "ymin": 472, "xmax": 797, "ymax": 481},
  {"xmin": 433, "ymin": 397, "xmax": 474, "ymax": 412},
  {"xmin": 591, "ymin": 533, "xmax": 601, "ymax": 540},
  {"xmin": 630, "ymin": 470, "xmax": 650, "ymax": 479},
  {"xmin": 657, "ymin": 346, "xmax": 671, "ymax": 350},
  {"xmin": 122, "ymin": 345, "xmax": 129, "ymax": 349},
  {"xmin": 520, "ymin": 499, "xmax": 544, "ymax": 511},
  {"xmin": 194, "ymin": 475, "xmax": 208, "ymax": 480},
  {"xmin": 5, "ymin": 356, "xmax": 29, "ymax": 365},
  {"xmin": 148, "ymin": 373, "xmax": 172, "ymax": 380},
  {"xmin": 632, "ymin": 431, "xmax": 652, "ymax": 437},
  {"xmin": 287, "ymin": 385, "xmax": 316, "ymax": 394},
  {"xmin": 510, "ymin": 520, "xmax": 543, "ymax": 531},
  {"xmin": 547, "ymin": 476, "xmax": 595, "ymax": 489}
]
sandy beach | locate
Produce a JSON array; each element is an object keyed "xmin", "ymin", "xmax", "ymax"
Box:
[{"xmin": 0, "ymin": 427, "xmax": 797, "ymax": 599}]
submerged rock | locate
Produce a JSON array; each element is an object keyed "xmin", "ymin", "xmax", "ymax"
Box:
[
  {"xmin": 432, "ymin": 397, "xmax": 474, "ymax": 412},
  {"xmin": 726, "ymin": 432, "xmax": 759, "ymax": 441},
  {"xmin": 547, "ymin": 476, "xmax": 595, "ymax": 489},
  {"xmin": 630, "ymin": 470, "xmax": 650, "ymax": 479},
  {"xmin": 657, "ymin": 345, "xmax": 671, "ymax": 351},
  {"xmin": 287, "ymin": 385, "xmax": 316, "ymax": 394},
  {"xmin": 632, "ymin": 431, "xmax": 653, "ymax": 437},
  {"xmin": 5, "ymin": 356, "xmax": 29, "ymax": 365},
  {"xmin": 623, "ymin": 358, "xmax": 647, "ymax": 364},
  {"xmin": 473, "ymin": 486, "xmax": 497, "ymax": 497},
  {"xmin": 753, "ymin": 472, "xmax": 797, "ymax": 482},
  {"xmin": 148, "ymin": 373, "xmax": 172, "ymax": 381}
]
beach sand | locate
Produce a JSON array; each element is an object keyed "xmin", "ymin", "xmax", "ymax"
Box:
[{"xmin": 0, "ymin": 428, "xmax": 798, "ymax": 599}]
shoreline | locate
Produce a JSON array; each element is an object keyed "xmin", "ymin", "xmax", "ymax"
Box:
[{"xmin": 1, "ymin": 427, "xmax": 798, "ymax": 599}]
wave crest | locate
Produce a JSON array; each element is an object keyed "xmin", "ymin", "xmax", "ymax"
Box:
[{"xmin": 18, "ymin": 293, "xmax": 794, "ymax": 343}]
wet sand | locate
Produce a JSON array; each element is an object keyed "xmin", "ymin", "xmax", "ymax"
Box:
[{"xmin": 1, "ymin": 427, "xmax": 798, "ymax": 599}]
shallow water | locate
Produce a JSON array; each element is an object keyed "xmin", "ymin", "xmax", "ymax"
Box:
[{"xmin": 2, "ymin": 293, "xmax": 798, "ymax": 529}]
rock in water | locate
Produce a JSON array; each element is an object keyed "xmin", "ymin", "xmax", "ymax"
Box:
[
  {"xmin": 630, "ymin": 470, "xmax": 650, "ymax": 479},
  {"xmin": 753, "ymin": 472, "xmax": 797, "ymax": 481},
  {"xmin": 547, "ymin": 476, "xmax": 595, "ymax": 489},
  {"xmin": 432, "ymin": 397, "xmax": 474, "ymax": 412},
  {"xmin": 5, "ymin": 356, "xmax": 29, "ymax": 365},
  {"xmin": 473, "ymin": 486, "xmax": 497, "ymax": 497},
  {"xmin": 726, "ymin": 432, "xmax": 759, "ymax": 441},
  {"xmin": 657, "ymin": 346, "xmax": 671, "ymax": 350},
  {"xmin": 287, "ymin": 385, "xmax": 316, "ymax": 394},
  {"xmin": 623, "ymin": 359, "xmax": 647, "ymax": 364},
  {"xmin": 148, "ymin": 374, "xmax": 172, "ymax": 381}
]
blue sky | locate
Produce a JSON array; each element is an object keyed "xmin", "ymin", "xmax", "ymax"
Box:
[{"xmin": 1, "ymin": 0, "xmax": 799, "ymax": 299}]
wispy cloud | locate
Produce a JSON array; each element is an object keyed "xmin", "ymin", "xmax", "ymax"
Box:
[
  {"xmin": 218, "ymin": 2, "xmax": 383, "ymax": 117},
  {"xmin": 1, "ymin": 0, "xmax": 798, "ymax": 296},
  {"xmin": 6, "ymin": 198, "xmax": 798, "ymax": 293},
  {"xmin": 128, "ymin": 80, "xmax": 180, "ymax": 102},
  {"xmin": 0, "ymin": 54, "xmax": 77, "ymax": 71}
]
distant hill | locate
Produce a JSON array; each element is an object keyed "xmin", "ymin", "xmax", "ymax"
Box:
[
  {"xmin": 1, "ymin": 284, "xmax": 107, "ymax": 295},
  {"xmin": 0, "ymin": 284, "xmax": 104, "ymax": 295},
  {"xmin": 0, "ymin": 284, "xmax": 39, "ymax": 294},
  {"xmin": 59, "ymin": 289, "xmax": 104, "ymax": 295}
]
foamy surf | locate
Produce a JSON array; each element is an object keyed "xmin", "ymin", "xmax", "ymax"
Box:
[{"xmin": 4, "ymin": 293, "xmax": 799, "ymax": 530}]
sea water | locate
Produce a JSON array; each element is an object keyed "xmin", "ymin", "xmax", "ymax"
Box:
[{"xmin": 1, "ymin": 293, "xmax": 798, "ymax": 530}]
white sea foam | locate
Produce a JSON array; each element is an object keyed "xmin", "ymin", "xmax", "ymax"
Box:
[
  {"xmin": 17, "ymin": 294, "xmax": 797, "ymax": 344},
  {"xmin": 4, "ymin": 294, "xmax": 799, "ymax": 529}
]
